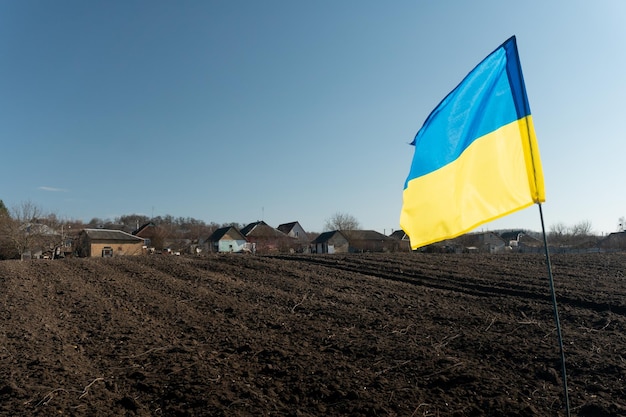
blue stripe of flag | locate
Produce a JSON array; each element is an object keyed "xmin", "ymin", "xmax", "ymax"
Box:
[{"xmin": 404, "ymin": 36, "xmax": 529, "ymax": 188}]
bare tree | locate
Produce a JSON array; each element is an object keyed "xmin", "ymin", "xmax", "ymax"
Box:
[
  {"xmin": 324, "ymin": 212, "xmax": 361, "ymax": 231},
  {"xmin": 548, "ymin": 222, "xmax": 568, "ymax": 237},
  {"xmin": 571, "ymin": 220, "xmax": 593, "ymax": 237},
  {"xmin": 1, "ymin": 201, "xmax": 46, "ymax": 260},
  {"xmin": 548, "ymin": 220, "xmax": 595, "ymax": 247}
]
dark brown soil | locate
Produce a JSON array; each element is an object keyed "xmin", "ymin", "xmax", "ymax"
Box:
[{"xmin": 1, "ymin": 253, "xmax": 626, "ymax": 416}]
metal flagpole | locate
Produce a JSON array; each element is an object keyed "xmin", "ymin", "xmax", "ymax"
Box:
[{"xmin": 538, "ymin": 203, "xmax": 571, "ymax": 417}]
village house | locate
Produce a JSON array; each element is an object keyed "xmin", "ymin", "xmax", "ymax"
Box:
[
  {"xmin": 75, "ymin": 228, "xmax": 145, "ymax": 257},
  {"xmin": 277, "ymin": 221, "xmax": 310, "ymax": 253},
  {"xmin": 598, "ymin": 231, "xmax": 626, "ymax": 251},
  {"xmin": 388, "ymin": 229, "xmax": 412, "ymax": 252},
  {"xmin": 311, "ymin": 230, "xmax": 396, "ymax": 254},
  {"xmin": 344, "ymin": 230, "xmax": 397, "ymax": 253},
  {"xmin": 423, "ymin": 231, "xmax": 506, "ymax": 253},
  {"xmin": 132, "ymin": 222, "xmax": 159, "ymax": 249},
  {"xmin": 240, "ymin": 221, "xmax": 293, "ymax": 254},
  {"xmin": 456, "ymin": 231, "xmax": 507, "ymax": 253},
  {"xmin": 500, "ymin": 230, "xmax": 544, "ymax": 253},
  {"xmin": 311, "ymin": 230, "xmax": 349, "ymax": 254},
  {"xmin": 206, "ymin": 226, "xmax": 248, "ymax": 253}
]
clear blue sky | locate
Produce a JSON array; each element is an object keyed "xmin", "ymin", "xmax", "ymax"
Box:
[{"xmin": 1, "ymin": 1, "xmax": 625, "ymax": 235}]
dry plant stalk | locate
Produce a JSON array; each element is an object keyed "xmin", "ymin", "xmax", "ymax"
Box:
[{"xmin": 79, "ymin": 377, "xmax": 105, "ymax": 399}]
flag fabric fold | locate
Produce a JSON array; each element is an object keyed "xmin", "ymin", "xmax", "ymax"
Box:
[{"xmin": 400, "ymin": 36, "xmax": 545, "ymax": 250}]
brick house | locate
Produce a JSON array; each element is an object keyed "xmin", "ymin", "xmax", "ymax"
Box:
[{"xmin": 76, "ymin": 228, "xmax": 145, "ymax": 257}]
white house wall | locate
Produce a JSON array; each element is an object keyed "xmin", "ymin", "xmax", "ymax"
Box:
[{"xmin": 217, "ymin": 239, "xmax": 247, "ymax": 253}]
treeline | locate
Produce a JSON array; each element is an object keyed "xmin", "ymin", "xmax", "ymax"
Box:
[
  {"xmin": 86, "ymin": 213, "xmax": 243, "ymax": 240},
  {"xmin": 547, "ymin": 220, "xmax": 596, "ymax": 246}
]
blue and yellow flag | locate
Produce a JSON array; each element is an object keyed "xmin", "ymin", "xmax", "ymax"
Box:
[{"xmin": 400, "ymin": 36, "xmax": 545, "ymax": 249}]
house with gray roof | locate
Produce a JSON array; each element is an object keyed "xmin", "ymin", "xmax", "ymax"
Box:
[
  {"xmin": 277, "ymin": 221, "xmax": 310, "ymax": 253},
  {"xmin": 241, "ymin": 221, "xmax": 293, "ymax": 253},
  {"xmin": 76, "ymin": 228, "xmax": 145, "ymax": 257},
  {"xmin": 311, "ymin": 230, "xmax": 349, "ymax": 254},
  {"xmin": 311, "ymin": 230, "xmax": 397, "ymax": 253},
  {"xmin": 206, "ymin": 226, "xmax": 248, "ymax": 253},
  {"xmin": 599, "ymin": 231, "xmax": 626, "ymax": 251},
  {"xmin": 388, "ymin": 229, "xmax": 412, "ymax": 251}
]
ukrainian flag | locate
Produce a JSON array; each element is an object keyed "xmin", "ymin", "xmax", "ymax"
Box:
[{"xmin": 400, "ymin": 36, "xmax": 545, "ymax": 250}]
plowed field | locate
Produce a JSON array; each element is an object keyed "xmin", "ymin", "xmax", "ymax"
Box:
[{"xmin": 1, "ymin": 253, "xmax": 625, "ymax": 416}]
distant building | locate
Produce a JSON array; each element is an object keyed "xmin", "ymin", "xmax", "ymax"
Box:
[
  {"xmin": 389, "ymin": 230, "xmax": 412, "ymax": 252},
  {"xmin": 241, "ymin": 221, "xmax": 293, "ymax": 253},
  {"xmin": 277, "ymin": 221, "xmax": 310, "ymax": 253},
  {"xmin": 599, "ymin": 231, "xmax": 626, "ymax": 251},
  {"xmin": 431, "ymin": 231, "xmax": 506, "ymax": 253},
  {"xmin": 460, "ymin": 232, "xmax": 506, "ymax": 253},
  {"xmin": 311, "ymin": 230, "xmax": 349, "ymax": 254},
  {"xmin": 206, "ymin": 226, "xmax": 248, "ymax": 253},
  {"xmin": 76, "ymin": 228, "xmax": 145, "ymax": 257},
  {"xmin": 132, "ymin": 222, "xmax": 159, "ymax": 248},
  {"xmin": 311, "ymin": 230, "xmax": 397, "ymax": 254}
]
